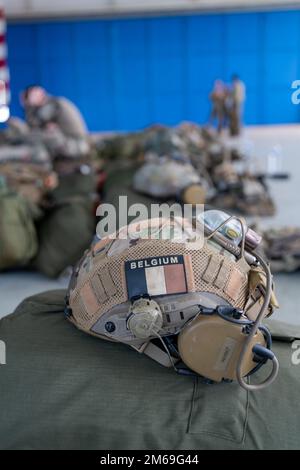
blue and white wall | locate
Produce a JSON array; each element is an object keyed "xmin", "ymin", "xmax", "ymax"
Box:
[{"xmin": 7, "ymin": 9, "xmax": 300, "ymax": 131}]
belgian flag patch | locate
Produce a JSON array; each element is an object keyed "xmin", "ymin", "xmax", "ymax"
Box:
[{"xmin": 125, "ymin": 255, "xmax": 187, "ymax": 299}]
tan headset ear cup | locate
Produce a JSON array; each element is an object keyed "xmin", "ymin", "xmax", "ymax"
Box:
[
  {"xmin": 177, "ymin": 315, "xmax": 266, "ymax": 382},
  {"xmin": 182, "ymin": 184, "xmax": 206, "ymax": 205}
]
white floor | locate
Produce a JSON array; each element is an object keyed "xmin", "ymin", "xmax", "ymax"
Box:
[
  {"xmin": 0, "ymin": 124, "xmax": 300, "ymax": 324},
  {"xmin": 0, "ymin": 271, "xmax": 69, "ymax": 317}
]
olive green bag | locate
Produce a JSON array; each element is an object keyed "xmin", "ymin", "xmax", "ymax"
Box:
[
  {"xmin": 0, "ymin": 187, "xmax": 38, "ymax": 270},
  {"xmin": 33, "ymin": 197, "xmax": 95, "ymax": 278},
  {"xmin": 33, "ymin": 172, "xmax": 96, "ymax": 278}
]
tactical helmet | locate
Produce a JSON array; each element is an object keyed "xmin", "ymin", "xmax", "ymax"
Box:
[{"xmin": 67, "ymin": 211, "xmax": 279, "ymax": 391}]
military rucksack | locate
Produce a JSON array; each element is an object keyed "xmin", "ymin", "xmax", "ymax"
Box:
[
  {"xmin": 33, "ymin": 196, "xmax": 95, "ymax": 278},
  {"xmin": 0, "ymin": 181, "xmax": 38, "ymax": 270}
]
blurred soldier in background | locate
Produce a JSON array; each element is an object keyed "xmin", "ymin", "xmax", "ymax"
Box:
[
  {"xmin": 209, "ymin": 80, "xmax": 228, "ymax": 133},
  {"xmin": 20, "ymin": 85, "xmax": 96, "ymax": 277},
  {"xmin": 0, "ymin": 84, "xmax": 93, "ymax": 186},
  {"xmin": 228, "ymin": 74, "xmax": 246, "ymax": 136},
  {"xmin": 21, "ymin": 85, "xmax": 90, "ymax": 169},
  {"xmin": 20, "ymin": 85, "xmax": 95, "ymax": 187},
  {"xmin": 0, "ymin": 86, "xmax": 96, "ymax": 277}
]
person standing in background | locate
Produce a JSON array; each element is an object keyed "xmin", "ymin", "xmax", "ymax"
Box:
[
  {"xmin": 229, "ymin": 74, "xmax": 246, "ymax": 136},
  {"xmin": 209, "ymin": 80, "xmax": 227, "ymax": 133}
]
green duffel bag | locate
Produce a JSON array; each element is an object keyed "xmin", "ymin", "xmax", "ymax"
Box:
[
  {"xmin": 33, "ymin": 197, "xmax": 95, "ymax": 278},
  {"xmin": 51, "ymin": 172, "xmax": 96, "ymax": 201},
  {"xmin": 0, "ymin": 186, "xmax": 38, "ymax": 270},
  {"xmin": 0, "ymin": 289, "xmax": 300, "ymax": 450}
]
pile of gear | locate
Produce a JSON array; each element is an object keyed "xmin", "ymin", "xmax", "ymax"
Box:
[
  {"xmin": 0, "ymin": 86, "xmax": 97, "ymax": 277},
  {"xmin": 1, "ymin": 87, "xmax": 299, "ymax": 279},
  {"xmin": 262, "ymin": 226, "xmax": 300, "ymax": 273},
  {"xmin": 95, "ymin": 123, "xmax": 300, "ymax": 274},
  {"xmin": 94, "ymin": 122, "xmax": 276, "ymax": 216}
]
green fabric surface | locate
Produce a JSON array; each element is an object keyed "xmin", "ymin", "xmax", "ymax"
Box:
[
  {"xmin": 0, "ymin": 290, "xmax": 299, "ymax": 450},
  {"xmin": 104, "ymin": 165, "xmax": 158, "ymax": 222},
  {"xmin": 33, "ymin": 173, "xmax": 96, "ymax": 278},
  {"xmin": 51, "ymin": 173, "xmax": 96, "ymax": 202},
  {"xmin": 0, "ymin": 190, "xmax": 38, "ymax": 270},
  {"xmin": 33, "ymin": 199, "xmax": 94, "ymax": 278}
]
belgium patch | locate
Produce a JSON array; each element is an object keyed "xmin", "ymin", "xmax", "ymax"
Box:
[{"xmin": 125, "ymin": 255, "xmax": 187, "ymax": 299}]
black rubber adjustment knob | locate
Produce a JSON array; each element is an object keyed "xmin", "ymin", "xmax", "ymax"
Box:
[{"xmin": 105, "ymin": 321, "xmax": 116, "ymax": 333}]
